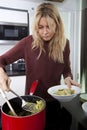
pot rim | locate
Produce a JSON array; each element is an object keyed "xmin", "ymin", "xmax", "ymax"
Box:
[{"xmin": 1, "ymin": 95, "xmax": 46, "ymax": 118}]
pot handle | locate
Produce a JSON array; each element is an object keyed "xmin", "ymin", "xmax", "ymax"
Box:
[{"xmin": 29, "ymin": 80, "xmax": 38, "ymax": 95}]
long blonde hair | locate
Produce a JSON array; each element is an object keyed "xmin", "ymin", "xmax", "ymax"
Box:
[{"xmin": 32, "ymin": 2, "xmax": 66, "ymax": 63}]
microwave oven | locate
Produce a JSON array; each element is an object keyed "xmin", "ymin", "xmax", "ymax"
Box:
[{"xmin": 0, "ymin": 23, "xmax": 29, "ymax": 44}]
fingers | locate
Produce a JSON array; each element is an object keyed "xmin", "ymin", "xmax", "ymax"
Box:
[
  {"xmin": 70, "ymin": 79, "xmax": 81, "ymax": 87},
  {"xmin": 6, "ymin": 77, "xmax": 11, "ymax": 91},
  {"xmin": 67, "ymin": 82, "xmax": 71, "ymax": 88},
  {"xmin": 0, "ymin": 68, "xmax": 11, "ymax": 92},
  {"xmin": 64, "ymin": 77, "xmax": 71, "ymax": 87},
  {"xmin": 1, "ymin": 77, "xmax": 11, "ymax": 92},
  {"xmin": 64, "ymin": 77, "xmax": 81, "ymax": 88}
]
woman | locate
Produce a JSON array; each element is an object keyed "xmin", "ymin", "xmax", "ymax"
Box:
[{"xmin": 0, "ymin": 2, "xmax": 80, "ymax": 130}]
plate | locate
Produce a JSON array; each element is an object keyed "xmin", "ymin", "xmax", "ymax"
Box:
[
  {"xmin": 82, "ymin": 102, "xmax": 87, "ymax": 115},
  {"xmin": 80, "ymin": 93, "xmax": 87, "ymax": 103},
  {"xmin": 47, "ymin": 85, "xmax": 81, "ymax": 102}
]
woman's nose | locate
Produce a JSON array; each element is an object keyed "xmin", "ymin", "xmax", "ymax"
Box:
[{"xmin": 43, "ymin": 28, "xmax": 48, "ymax": 34}]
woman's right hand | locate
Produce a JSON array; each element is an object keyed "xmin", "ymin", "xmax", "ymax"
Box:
[{"xmin": 0, "ymin": 67, "xmax": 11, "ymax": 92}]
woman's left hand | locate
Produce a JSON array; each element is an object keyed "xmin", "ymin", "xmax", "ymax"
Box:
[{"xmin": 64, "ymin": 77, "xmax": 81, "ymax": 88}]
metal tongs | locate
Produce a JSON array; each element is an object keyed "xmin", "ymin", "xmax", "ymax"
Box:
[
  {"xmin": 10, "ymin": 80, "xmax": 38, "ymax": 113},
  {"xmin": 0, "ymin": 80, "xmax": 38, "ymax": 114},
  {"xmin": 0, "ymin": 88, "xmax": 17, "ymax": 116}
]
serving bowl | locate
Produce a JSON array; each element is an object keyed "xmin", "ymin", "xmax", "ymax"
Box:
[{"xmin": 47, "ymin": 85, "xmax": 81, "ymax": 102}]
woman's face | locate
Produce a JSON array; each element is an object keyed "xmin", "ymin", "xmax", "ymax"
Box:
[{"xmin": 38, "ymin": 17, "xmax": 56, "ymax": 41}]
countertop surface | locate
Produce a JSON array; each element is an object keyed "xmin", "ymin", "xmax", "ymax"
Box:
[
  {"xmin": 61, "ymin": 95, "xmax": 87, "ymax": 130},
  {"xmin": 6, "ymin": 70, "xmax": 25, "ymax": 76},
  {"xmin": 5, "ymin": 61, "xmax": 25, "ymax": 76}
]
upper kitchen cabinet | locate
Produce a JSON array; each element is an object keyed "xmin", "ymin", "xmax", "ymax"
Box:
[{"xmin": 0, "ymin": 7, "xmax": 29, "ymax": 25}]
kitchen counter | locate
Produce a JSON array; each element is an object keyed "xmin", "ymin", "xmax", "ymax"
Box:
[
  {"xmin": 5, "ymin": 60, "xmax": 26, "ymax": 76},
  {"xmin": 61, "ymin": 95, "xmax": 87, "ymax": 130},
  {"xmin": 6, "ymin": 70, "xmax": 25, "ymax": 76}
]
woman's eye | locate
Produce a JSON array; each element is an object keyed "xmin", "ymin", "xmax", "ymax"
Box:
[
  {"xmin": 38, "ymin": 26, "xmax": 43, "ymax": 29},
  {"xmin": 47, "ymin": 26, "xmax": 49, "ymax": 29}
]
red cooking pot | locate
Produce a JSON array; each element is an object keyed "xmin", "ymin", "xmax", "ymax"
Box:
[{"xmin": 1, "ymin": 95, "xmax": 46, "ymax": 130}]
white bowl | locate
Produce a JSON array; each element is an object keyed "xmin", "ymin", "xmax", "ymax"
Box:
[
  {"xmin": 47, "ymin": 85, "xmax": 81, "ymax": 102},
  {"xmin": 82, "ymin": 102, "xmax": 87, "ymax": 115}
]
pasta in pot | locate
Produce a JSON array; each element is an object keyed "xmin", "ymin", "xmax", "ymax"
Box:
[{"xmin": 8, "ymin": 100, "xmax": 45, "ymax": 116}]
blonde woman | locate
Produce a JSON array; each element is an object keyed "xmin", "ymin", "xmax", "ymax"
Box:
[{"xmin": 0, "ymin": 2, "xmax": 80, "ymax": 130}]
